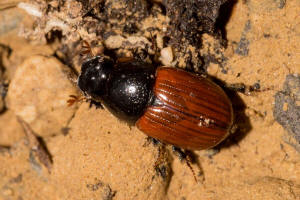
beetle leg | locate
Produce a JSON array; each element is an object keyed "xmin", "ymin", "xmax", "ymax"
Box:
[
  {"xmin": 148, "ymin": 31, "xmax": 160, "ymax": 62},
  {"xmin": 148, "ymin": 136, "xmax": 162, "ymax": 146},
  {"xmin": 80, "ymin": 40, "xmax": 95, "ymax": 58},
  {"xmin": 142, "ymin": 137, "xmax": 163, "ymax": 148},
  {"xmin": 225, "ymin": 82, "xmax": 273, "ymax": 95},
  {"xmin": 154, "ymin": 144, "xmax": 170, "ymax": 181},
  {"xmin": 142, "ymin": 137, "xmax": 171, "ymax": 180},
  {"xmin": 132, "ymin": 48, "xmax": 149, "ymax": 62},
  {"xmin": 67, "ymin": 95, "xmax": 104, "ymax": 109},
  {"xmin": 172, "ymin": 146, "xmax": 198, "ymax": 183},
  {"xmin": 172, "ymin": 146, "xmax": 187, "ymax": 160},
  {"xmin": 67, "ymin": 95, "xmax": 84, "ymax": 107},
  {"xmin": 88, "ymin": 99, "xmax": 104, "ymax": 109}
]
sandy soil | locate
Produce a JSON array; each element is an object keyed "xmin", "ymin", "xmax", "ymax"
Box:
[{"xmin": 0, "ymin": 0, "xmax": 299, "ymax": 200}]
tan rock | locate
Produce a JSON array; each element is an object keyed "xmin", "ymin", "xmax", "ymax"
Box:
[
  {"xmin": 159, "ymin": 46, "xmax": 173, "ymax": 66},
  {"xmin": 7, "ymin": 55, "xmax": 78, "ymax": 137},
  {"xmin": 0, "ymin": 110, "xmax": 25, "ymax": 146}
]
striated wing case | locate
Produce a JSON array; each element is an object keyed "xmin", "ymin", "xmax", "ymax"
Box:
[{"xmin": 136, "ymin": 67, "xmax": 233, "ymax": 150}]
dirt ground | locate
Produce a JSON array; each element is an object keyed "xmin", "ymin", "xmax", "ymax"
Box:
[{"xmin": 0, "ymin": 0, "xmax": 299, "ymax": 200}]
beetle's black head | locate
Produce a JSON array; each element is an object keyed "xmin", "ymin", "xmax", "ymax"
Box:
[{"xmin": 78, "ymin": 56, "xmax": 114, "ymax": 99}]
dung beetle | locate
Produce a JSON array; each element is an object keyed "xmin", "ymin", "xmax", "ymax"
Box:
[{"xmin": 77, "ymin": 56, "xmax": 233, "ymax": 150}]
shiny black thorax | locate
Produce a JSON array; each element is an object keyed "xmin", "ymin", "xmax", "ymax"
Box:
[{"xmin": 78, "ymin": 56, "xmax": 156, "ymax": 124}]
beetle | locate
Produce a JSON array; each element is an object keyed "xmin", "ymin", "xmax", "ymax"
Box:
[{"xmin": 76, "ymin": 55, "xmax": 233, "ymax": 150}]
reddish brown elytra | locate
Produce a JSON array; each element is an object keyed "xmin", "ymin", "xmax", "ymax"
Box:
[{"xmin": 136, "ymin": 67, "xmax": 233, "ymax": 150}]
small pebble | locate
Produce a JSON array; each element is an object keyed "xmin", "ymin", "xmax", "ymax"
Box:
[{"xmin": 159, "ymin": 47, "xmax": 173, "ymax": 66}]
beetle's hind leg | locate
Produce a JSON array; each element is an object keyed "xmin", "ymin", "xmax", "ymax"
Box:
[
  {"xmin": 144, "ymin": 136, "xmax": 162, "ymax": 146},
  {"xmin": 224, "ymin": 82, "xmax": 273, "ymax": 96},
  {"xmin": 172, "ymin": 146, "xmax": 204, "ymax": 183},
  {"xmin": 154, "ymin": 144, "xmax": 170, "ymax": 180},
  {"xmin": 172, "ymin": 146, "xmax": 187, "ymax": 160},
  {"xmin": 143, "ymin": 137, "xmax": 171, "ymax": 181}
]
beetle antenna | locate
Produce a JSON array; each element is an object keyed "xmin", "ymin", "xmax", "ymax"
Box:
[
  {"xmin": 149, "ymin": 31, "xmax": 159, "ymax": 62},
  {"xmin": 150, "ymin": 32, "xmax": 157, "ymax": 53}
]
